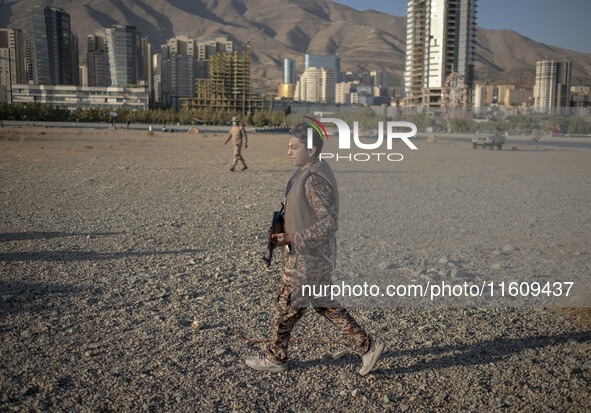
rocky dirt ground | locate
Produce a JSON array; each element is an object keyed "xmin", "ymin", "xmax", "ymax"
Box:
[{"xmin": 0, "ymin": 126, "xmax": 589, "ymax": 412}]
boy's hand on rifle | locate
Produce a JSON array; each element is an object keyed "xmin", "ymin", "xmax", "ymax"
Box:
[{"xmin": 270, "ymin": 233, "xmax": 291, "ymax": 247}]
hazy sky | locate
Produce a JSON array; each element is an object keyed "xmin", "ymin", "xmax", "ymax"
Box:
[{"xmin": 332, "ymin": 0, "xmax": 591, "ymax": 54}]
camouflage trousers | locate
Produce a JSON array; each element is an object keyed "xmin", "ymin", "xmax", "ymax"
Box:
[
  {"xmin": 266, "ymin": 263, "xmax": 370, "ymax": 364},
  {"xmin": 231, "ymin": 145, "xmax": 246, "ymax": 169}
]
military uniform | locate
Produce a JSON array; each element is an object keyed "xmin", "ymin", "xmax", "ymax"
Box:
[
  {"xmin": 224, "ymin": 124, "xmax": 248, "ymax": 171},
  {"xmin": 266, "ymin": 159, "xmax": 370, "ymax": 364}
]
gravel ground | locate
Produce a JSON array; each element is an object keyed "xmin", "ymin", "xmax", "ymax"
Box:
[{"xmin": 0, "ymin": 126, "xmax": 589, "ymax": 412}]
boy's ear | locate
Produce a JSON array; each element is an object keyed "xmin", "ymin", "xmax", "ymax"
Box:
[{"xmin": 308, "ymin": 145, "xmax": 317, "ymax": 156}]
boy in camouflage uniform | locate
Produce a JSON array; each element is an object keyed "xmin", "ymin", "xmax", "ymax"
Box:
[
  {"xmin": 224, "ymin": 116, "xmax": 248, "ymax": 171},
  {"xmin": 245, "ymin": 123, "xmax": 385, "ymax": 375}
]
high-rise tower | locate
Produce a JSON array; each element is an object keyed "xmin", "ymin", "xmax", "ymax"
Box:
[
  {"xmin": 28, "ymin": 7, "xmax": 79, "ymax": 85},
  {"xmin": 304, "ymin": 54, "xmax": 341, "ymax": 82},
  {"xmin": 403, "ymin": 0, "xmax": 477, "ymax": 108},
  {"xmin": 294, "ymin": 67, "xmax": 337, "ymax": 103},
  {"xmin": 87, "ymin": 33, "xmax": 110, "ymax": 87},
  {"xmin": 278, "ymin": 58, "xmax": 296, "ymax": 99},
  {"xmin": 157, "ymin": 35, "xmax": 196, "ymax": 108},
  {"xmin": 105, "ymin": 25, "xmax": 139, "ymax": 86},
  {"xmin": 88, "ymin": 25, "xmax": 151, "ymax": 89},
  {"xmin": 283, "ymin": 59, "xmax": 296, "ymax": 85},
  {"xmin": 533, "ymin": 60, "xmax": 572, "ymax": 114},
  {"xmin": 0, "ymin": 29, "xmax": 27, "ymax": 86}
]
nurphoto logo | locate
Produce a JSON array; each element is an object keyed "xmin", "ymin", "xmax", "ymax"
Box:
[{"xmin": 306, "ymin": 118, "xmax": 418, "ymax": 162}]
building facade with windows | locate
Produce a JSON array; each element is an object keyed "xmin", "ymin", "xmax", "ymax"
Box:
[
  {"xmin": 0, "ymin": 28, "xmax": 27, "ymax": 98},
  {"xmin": 294, "ymin": 67, "xmax": 337, "ymax": 103},
  {"xmin": 87, "ymin": 25, "xmax": 152, "ymax": 104},
  {"xmin": 304, "ymin": 54, "xmax": 341, "ymax": 82},
  {"xmin": 182, "ymin": 49, "xmax": 265, "ymax": 114},
  {"xmin": 533, "ymin": 60, "xmax": 572, "ymax": 113},
  {"xmin": 195, "ymin": 36, "xmax": 233, "ymax": 79},
  {"xmin": 28, "ymin": 7, "xmax": 79, "ymax": 86},
  {"xmin": 87, "ymin": 33, "xmax": 110, "ymax": 87},
  {"xmin": 155, "ymin": 35, "xmax": 196, "ymax": 109},
  {"xmin": 404, "ymin": 0, "xmax": 477, "ymax": 108},
  {"xmin": 11, "ymin": 84, "xmax": 149, "ymax": 110}
]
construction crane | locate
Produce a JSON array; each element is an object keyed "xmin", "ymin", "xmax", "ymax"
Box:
[{"xmin": 242, "ymin": 27, "xmax": 265, "ymax": 50}]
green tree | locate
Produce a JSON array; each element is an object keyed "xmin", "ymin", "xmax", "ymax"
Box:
[{"xmin": 450, "ymin": 118, "xmax": 469, "ymax": 132}]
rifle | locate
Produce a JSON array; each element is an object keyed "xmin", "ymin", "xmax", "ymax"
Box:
[{"xmin": 262, "ymin": 203, "xmax": 285, "ymax": 267}]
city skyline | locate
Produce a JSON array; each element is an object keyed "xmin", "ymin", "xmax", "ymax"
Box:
[
  {"xmin": 333, "ymin": 0, "xmax": 591, "ymax": 54},
  {"xmin": 1, "ymin": 1, "xmax": 589, "ymax": 90},
  {"xmin": 1, "ymin": 2, "xmax": 589, "ymax": 111}
]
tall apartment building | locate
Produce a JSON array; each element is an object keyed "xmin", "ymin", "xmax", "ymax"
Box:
[
  {"xmin": 335, "ymin": 82, "xmax": 354, "ymax": 104},
  {"xmin": 278, "ymin": 58, "xmax": 296, "ymax": 99},
  {"xmin": 196, "ymin": 36, "xmax": 233, "ymax": 60},
  {"xmin": 87, "ymin": 33, "xmax": 110, "ymax": 86},
  {"xmin": 105, "ymin": 26, "xmax": 139, "ymax": 86},
  {"xmin": 304, "ymin": 54, "xmax": 341, "ymax": 82},
  {"xmin": 167, "ymin": 35, "xmax": 195, "ymax": 56},
  {"xmin": 87, "ymin": 25, "xmax": 152, "ymax": 96},
  {"xmin": 370, "ymin": 71, "xmax": 390, "ymax": 88},
  {"xmin": 24, "ymin": 38, "xmax": 33, "ymax": 83},
  {"xmin": 533, "ymin": 60, "xmax": 572, "ymax": 113},
  {"xmin": 404, "ymin": 0, "xmax": 477, "ymax": 108},
  {"xmin": 139, "ymin": 37, "xmax": 153, "ymax": 101},
  {"xmin": 153, "ymin": 53, "xmax": 163, "ymax": 105},
  {"xmin": 70, "ymin": 32, "xmax": 80, "ymax": 85},
  {"xmin": 156, "ymin": 35, "xmax": 196, "ymax": 108},
  {"xmin": 294, "ymin": 67, "xmax": 337, "ymax": 103},
  {"xmin": 283, "ymin": 58, "xmax": 296, "ymax": 84},
  {"xmin": 28, "ymin": 7, "xmax": 79, "ymax": 85},
  {"xmin": 195, "ymin": 36, "xmax": 233, "ymax": 79},
  {"xmin": 0, "ymin": 28, "xmax": 27, "ymax": 92}
]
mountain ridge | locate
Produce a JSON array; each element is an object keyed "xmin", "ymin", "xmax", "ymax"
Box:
[{"xmin": 2, "ymin": 0, "xmax": 590, "ymax": 90}]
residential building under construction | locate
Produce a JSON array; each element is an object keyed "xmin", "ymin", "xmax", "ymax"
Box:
[
  {"xmin": 181, "ymin": 50, "xmax": 265, "ymax": 114},
  {"xmin": 403, "ymin": 0, "xmax": 477, "ymax": 109}
]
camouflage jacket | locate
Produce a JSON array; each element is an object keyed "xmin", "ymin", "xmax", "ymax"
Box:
[
  {"xmin": 288, "ymin": 165, "xmax": 338, "ymax": 298},
  {"xmin": 225, "ymin": 125, "xmax": 248, "ymax": 146}
]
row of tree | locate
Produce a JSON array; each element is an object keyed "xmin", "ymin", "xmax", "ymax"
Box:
[
  {"xmin": 1, "ymin": 102, "xmax": 589, "ymax": 133},
  {"xmin": 0, "ymin": 103, "xmax": 291, "ymax": 127},
  {"xmin": 446, "ymin": 115, "xmax": 591, "ymax": 134}
]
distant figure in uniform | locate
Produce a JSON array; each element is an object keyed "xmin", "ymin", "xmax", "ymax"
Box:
[
  {"xmin": 245, "ymin": 123, "xmax": 385, "ymax": 375},
  {"xmin": 224, "ymin": 116, "xmax": 248, "ymax": 171}
]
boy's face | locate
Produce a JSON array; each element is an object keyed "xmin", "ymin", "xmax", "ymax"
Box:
[{"xmin": 288, "ymin": 137, "xmax": 316, "ymax": 168}]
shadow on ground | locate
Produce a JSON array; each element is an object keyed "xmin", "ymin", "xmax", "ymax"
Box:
[
  {"xmin": 0, "ymin": 231, "xmax": 123, "ymax": 242},
  {"xmin": 288, "ymin": 330, "xmax": 591, "ymax": 374},
  {"xmin": 0, "ymin": 248, "xmax": 201, "ymax": 262}
]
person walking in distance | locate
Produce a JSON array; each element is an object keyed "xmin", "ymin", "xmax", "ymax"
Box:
[
  {"xmin": 245, "ymin": 123, "xmax": 385, "ymax": 375},
  {"xmin": 224, "ymin": 116, "xmax": 248, "ymax": 171}
]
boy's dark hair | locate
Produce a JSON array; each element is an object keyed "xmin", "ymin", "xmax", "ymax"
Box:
[{"xmin": 290, "ymin": 122, "xmax": 323, "ymax": 156}]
